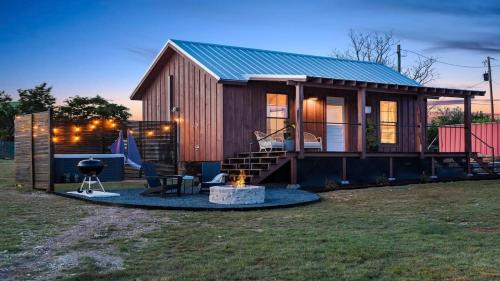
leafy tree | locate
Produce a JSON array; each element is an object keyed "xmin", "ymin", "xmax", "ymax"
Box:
[
  {"xmin": 17, "ymin": 83, "xmax": 56, "ymax": 114},
  {"xmin": 55, "ymin": 95, "xmax": 131, "ymax": 121},
  {"xmin": 0, "ymin": 91, "xmax": 18, "ymax": 141},
  {"xmin": 333, "ymin": 30, "xmax": 438, "ymax": 85}
]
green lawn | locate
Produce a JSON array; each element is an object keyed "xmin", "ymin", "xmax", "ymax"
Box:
[{"xmin": 0, "ymin": 159, "xmax": 499, "ymax": 280}]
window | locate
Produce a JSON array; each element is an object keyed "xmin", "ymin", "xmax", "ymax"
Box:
[
  {"xmin": 380, "ymin": 100, "xmax": 397, "ymax": 144},
  {"xmin": 266, "ymin": 93, "xmax": 288, "ymax": 133}
]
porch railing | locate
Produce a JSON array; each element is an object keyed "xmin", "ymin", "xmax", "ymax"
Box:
[{"xmin": 300, "ymin": 122, "xmax": 478, "ymax": 154}]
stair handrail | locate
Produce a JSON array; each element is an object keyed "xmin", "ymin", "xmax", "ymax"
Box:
[
  {"xmin": 427, "ymin": 135, "xmax": 438, "ymax": 151},
  {"xmin": 256, "ymin": 124, "xmax": 295, "ymax": 142},
  {"xmin": 471, "ymin": 132, "xmax": 495, "ymax": 172},
  {"xmin": 248, "ymin": 124, "xmax": 295, "ymax": 167}
]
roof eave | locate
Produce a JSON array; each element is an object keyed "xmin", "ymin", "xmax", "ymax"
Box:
[{"xmin": 130, "ymin": 39, "xmax": 221, "ymax": 100}]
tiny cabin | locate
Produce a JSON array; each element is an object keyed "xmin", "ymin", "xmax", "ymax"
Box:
[{"xmin": 131, "ymin": 40, "xmax": 486, "ymax": 186}]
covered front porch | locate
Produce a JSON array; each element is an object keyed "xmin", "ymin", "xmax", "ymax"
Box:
[{"xmin": 284, "ymin": 77, "xmax": 476, "ymax": 158}]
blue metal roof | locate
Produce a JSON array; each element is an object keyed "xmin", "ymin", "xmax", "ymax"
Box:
[{"xmin": 171, "ymin": 39, "xmax": 421, "ymax": 86}]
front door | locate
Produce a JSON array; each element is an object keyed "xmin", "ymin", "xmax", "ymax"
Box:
[{"xmin": 326, "ymin": 97, "xmax": 345, "ymax": 152}]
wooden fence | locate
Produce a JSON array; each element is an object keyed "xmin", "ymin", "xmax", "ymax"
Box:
[
  {"xmin": 51, "ymin": 119, "xmax": 177, "ymax": 175},
  {"xmin": 14, "ymin": 110, "xmax": 54, "ymax": 191},
  {"xmin": 14, "ymin": 112, "xmax": 178, "ymax": 191}
]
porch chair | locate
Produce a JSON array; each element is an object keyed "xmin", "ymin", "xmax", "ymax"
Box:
[
  {"xmin": 254, "ymin": 131, "xmax": 284, "ymax": 152},
  {"xmin": 304, "ymin": 132, "xmax": 323, "ymax": 151},
  {"xmin": 140, "ymin": 162, "xmax": 182, "ymax": 197},
  {"xmin": 200, "ymin": 173, "xmax": 228, "ymax": 194}
]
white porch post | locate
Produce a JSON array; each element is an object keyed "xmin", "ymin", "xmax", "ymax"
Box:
[{"xmin": 295, "ymin": 83, "xmax": 304, "ymax": 159}]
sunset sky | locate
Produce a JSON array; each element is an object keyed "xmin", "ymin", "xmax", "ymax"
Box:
[{"xmin": 1, "ymin": 0, "xmax": 499, "ymax": 119}]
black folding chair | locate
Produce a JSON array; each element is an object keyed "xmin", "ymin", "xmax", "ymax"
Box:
[{"xmin": 140, "ymin": 162, "xmax": 182, "ymax": 197}]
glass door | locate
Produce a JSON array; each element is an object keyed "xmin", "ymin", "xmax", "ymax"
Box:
[{"xmin": 326, "ymin": 97, "xmax": 345, "ymax": 152}]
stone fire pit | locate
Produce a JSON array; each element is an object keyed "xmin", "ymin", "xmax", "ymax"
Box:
[{"xmin": 209, "ymin": 185, "xmax": 265, "ymax": 205}]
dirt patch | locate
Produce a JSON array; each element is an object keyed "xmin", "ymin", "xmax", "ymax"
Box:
[
  {"xmin": 3, "ymin": 205, "xmax": 171, "ymax": 281},
  {"xmin": 469, "ymin": 227, "xmax": 500, "ymax": 233}
]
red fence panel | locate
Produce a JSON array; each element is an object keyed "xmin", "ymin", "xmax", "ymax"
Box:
[{"xmin": 439, "ymin": 123, "xmax": 500, "ymax": 155}]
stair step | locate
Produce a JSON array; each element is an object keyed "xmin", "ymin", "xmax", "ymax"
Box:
[
  {"xmin": 226, "ymin": 157, "xmax": 279, "ymax": 164},
  {"xmin": 222, "ymin": 163, "xmax": 271, "ymax": 170},
  {"xmin": 237, "ymin": 151, "xmax": 287, "ymax": 158},
  {"xmin": 221, "ymin": 169, "xmax": 262, "ymax": 176}
]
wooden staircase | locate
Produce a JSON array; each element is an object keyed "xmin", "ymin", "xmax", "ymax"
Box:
[
  {"xmin": 471, "ymin": 153, "xmax": 498, "ymax": 175},
  {"xmin": 221, "ymin": 151, "xmax": 292, "ymax": 184}
]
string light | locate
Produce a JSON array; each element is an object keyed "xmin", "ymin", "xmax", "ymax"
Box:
[
  {"xmin": 73, "ymin": 126, "xmax": 81, "ymax": 132},
  {"xmin": 52, "ymin": 136, "xmax": 59, "ymax": 143},
  {"xmin": 147, "ymin": 131, "xmax": 154, "ymax": 137},
  {"xmin": 52, "ymin": 128, "xmax": 59, "ymax": 134},
  {"xmin": 72, "ymin": 135, "xmax": 81, "ymax": 142},
  {"xmin": 93, "ymin": 119, "xmax": 100, "ymax": 125},
  {"xmin": 162, "ymin": 125, "xmax": 170, "ymax": 132}
]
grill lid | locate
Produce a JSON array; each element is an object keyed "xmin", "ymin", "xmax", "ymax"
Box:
[{"xmin": 77, "ymin": 157, "xmax": 104, "ymax": 168}]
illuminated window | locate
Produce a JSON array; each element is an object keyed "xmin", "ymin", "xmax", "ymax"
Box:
[
  {"xmin": 380, "ymin": 101, "xmax": 397, "ymax": 144},
  {"xmin": 266, "ymin": 93, "xmax": 288, "ymax": 133}
]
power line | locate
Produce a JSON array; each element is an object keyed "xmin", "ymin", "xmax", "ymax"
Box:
[
  {"xmin": 463, "ymin": 81, "xmax": 485, "ymax": 89},
  {"xmin": 403, "ymin": 49, "xmax": 500, "ymax": 69}
]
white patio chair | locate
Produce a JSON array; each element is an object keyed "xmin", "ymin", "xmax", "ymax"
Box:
[
  {"xmin": 254, "ymin": 131, "xmax": 284, "ymax": 152},
  {"xmin": 200, "ymin": 173, "xmax": 228, "ymax": 193},
  {"xmin": 304, "ymin": 132, "xmax": 322, "ymax": 151}
]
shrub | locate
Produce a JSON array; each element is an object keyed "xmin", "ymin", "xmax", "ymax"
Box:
[
  {"xmin": 324, "ymin": 179, "xmax": 339, "ymax": 191},
  {"xmin": 375, "ymin": 174, "xmax": 389, "ymax": 186}
]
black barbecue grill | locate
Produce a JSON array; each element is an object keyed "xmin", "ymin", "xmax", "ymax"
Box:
[{"xmin": 76, "ymin": 157, "xmax": 106, "ymax": 194}]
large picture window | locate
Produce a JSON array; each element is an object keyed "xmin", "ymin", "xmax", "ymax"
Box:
[
  {"xmin": 380, "ymin": 100, "xmax": 397, "ymax": 144},
  {"xmin": 266, "ymin": 93, "xmax": 288, "ymax": 133}
]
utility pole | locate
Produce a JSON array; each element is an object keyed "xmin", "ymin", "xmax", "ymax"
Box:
[
  {"xmin": 487, "ymin": 56, "xmax": 495, "ymax": 121},
  {"xmin": 397, "ymin": 44, "xmax": 401, "ymax": 73}
]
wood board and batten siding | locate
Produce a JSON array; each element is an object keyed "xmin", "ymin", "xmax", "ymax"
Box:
[
  {"xmin": 141, "ymin": 50, "xmax": 223, "ymax": 162},
  {"xmin": 222, "ymin": 82, "xmax": 294, "ymax": 158},
  {"xmin": 366, "ymin": 93, "xmax": 420, "ymax": 153}
]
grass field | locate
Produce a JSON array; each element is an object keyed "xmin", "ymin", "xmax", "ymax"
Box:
[{"xmin": 0, "ymin": 159, "xmax": 499, "ymax": 280}]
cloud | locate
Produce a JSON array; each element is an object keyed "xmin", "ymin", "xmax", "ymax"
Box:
[
  {"xmin": 366, "ymin": 0, "xmax": 500, "ymax": 18},
  {"xmin": 425, "ymin": 39, "xmax": 500, "ymax": 54},
  {"xmin": 125, "ymin": 46, "xmax": 158, "ymax": 62}
]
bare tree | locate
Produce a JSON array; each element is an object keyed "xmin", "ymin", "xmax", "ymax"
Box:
[
  {"xmin": 404, "ymin": 56, "xmax": 439, "ymax": 85},
  {"xmin": 333, "ymin": 30, "xmax": 438, "ymax": 85}
]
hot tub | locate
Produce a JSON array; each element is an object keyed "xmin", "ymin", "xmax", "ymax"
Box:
[{"xmin": 54, "ymin": 154, "xmax": 125, "ymax": 183}]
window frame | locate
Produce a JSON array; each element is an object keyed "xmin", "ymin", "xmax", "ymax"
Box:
[
  {"xmin": 266, "ymin": 93, "xmax": 289, "ymax": 134},
  {"xmin": 379, "ymin": 100, "xmax": 398, "ymax": 145}
]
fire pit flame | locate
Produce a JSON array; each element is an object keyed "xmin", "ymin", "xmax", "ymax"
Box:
[{"xmin": 232, "ymin": 169, "xmax": 246, "ymax": 188}]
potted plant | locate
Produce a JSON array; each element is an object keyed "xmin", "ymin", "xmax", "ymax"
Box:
[
  {"xmin": 283, "ymin": 120, "xmax": 295, "ymax": 151},
  {"xmin": 366, "ymin": 118, "xmax": 378, "ymax": 152}
]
